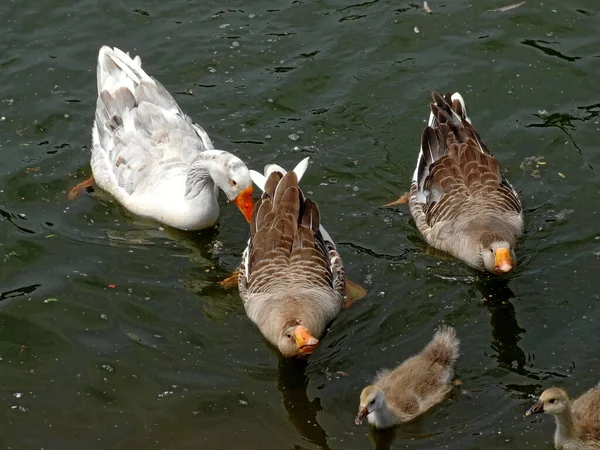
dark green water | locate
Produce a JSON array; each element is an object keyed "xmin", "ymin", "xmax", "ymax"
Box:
[{"xmin": 1, "ymin": 0, "xmax": 599, "ymax": 449}]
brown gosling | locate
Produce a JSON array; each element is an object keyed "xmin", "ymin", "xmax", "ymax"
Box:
[
  {"xmin": 355, "ymin": 325, "xmax": 460, "ymax": 429},
  {"xmin": 526, "ymin": 384, "xmax": 600, "ymax": 449}
]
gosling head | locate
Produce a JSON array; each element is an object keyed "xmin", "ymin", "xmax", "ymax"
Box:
[
  {"xmin": 278, "ymin": 322, "xmax": 319, "ymax": 358},
  {"xmin": 481, "ymin": 239, "xmax": 516, "ymax": 274},
  {"xmin": 355, "ymin": 385, "xmax": 384, "ymax": 425},
  {"xmin": 526, "ymin": 387, "xmax": 570, "ymax": 416}
]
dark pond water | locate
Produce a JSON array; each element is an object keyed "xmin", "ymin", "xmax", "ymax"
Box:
[{"xmin": 1, "ymin": 0, "xmax": 600, "ymax": 449}]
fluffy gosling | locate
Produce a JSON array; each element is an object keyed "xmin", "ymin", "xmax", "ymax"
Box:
[
  {"xmin": 355, "ymin": 325, "xmax": 460, "ymax": 429},
  {"xmin": 526, "ymin": 383, "xmax": 600, "ymax": 450}
]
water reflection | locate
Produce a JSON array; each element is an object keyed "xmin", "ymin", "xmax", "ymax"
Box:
[
  {"xmin": 0, "ymin": 283, "xmax": 41, "ymax": 303},
  {"xmin": 277, "ymin": 358, "xmax": 330, "ymax": 450},
  {"xmin": 520, "ymin": 39, "xmax": 581, "ymax": 62},
  {"xmin": 477, "ymin": 278, "xmax": 529, "ymax": 375},
  {"xmin": 527, "ymin": 101, "xmax": 600, "ymax": 156},
  {"xmin": 368, "ymin": 427, "xmax": 396, "ymax": 450},
  {"xmin": 362, "ymin": 408, "xmax": 440, "ymax": 450}
]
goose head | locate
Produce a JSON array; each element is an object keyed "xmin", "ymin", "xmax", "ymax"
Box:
[
  {"xmin": 481, "ymin": 239, "xmax": 515, "ymax": 274},
  {"xmin": 278, "ymin": 321, "xmax": 319, "ymax": 357},
  {"xmin": 204, "ymin": 152, "xmax": 254, "ymax": 222}
]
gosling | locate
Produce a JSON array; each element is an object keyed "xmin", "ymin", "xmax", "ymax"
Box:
[
  {"xmin": 526, "ymin": 384, "xmax": 600, "ymax": 450},
  {"xmin": 355, "ymin": 325, "xmax": 460, "ymax": 429}
]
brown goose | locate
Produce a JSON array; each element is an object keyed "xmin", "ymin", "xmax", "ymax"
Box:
[
  {"xmin": 238, "ymin": 158, "xmax": 345, "ymax": 358},
  {"xmin": 355, "ymin": 326, "xmax": 460, "ymax": 429},
  {"xmin": 526, "ymin": 384, "xmax": 600, "ymax": 449},
  {"xmin": 408, "ymin": 91, "xmax": 524, "ymax": 274}
]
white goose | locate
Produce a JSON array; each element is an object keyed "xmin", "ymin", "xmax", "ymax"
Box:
[{"xmin": 69, "ymin": 46, "xmax": 254, "ymax": 230}]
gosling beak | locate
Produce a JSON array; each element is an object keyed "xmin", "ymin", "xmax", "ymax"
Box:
[
  {"xmin": 233, "ymin": 186, "xmax": 254, "ymax": 223},
  {"xmin": 294, "ymin": 325, "xmax": 319, "ymax": 354},
  {"xmin": 494, "ymin": 247, "xmax": 513, "ymax": 273},
  {"xmin": 355, "ymin": 406, "xmax": 368, "ymax": 425},
  {"xmin": 525, "ymin": 400, "xmax": 544, "ymax": 416}
]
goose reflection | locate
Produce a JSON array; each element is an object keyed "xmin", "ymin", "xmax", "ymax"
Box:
[
  {"xmin": 277, "ymin": 357, "xmax": 330, "ymax": 450},
  {"xmin": 368, "ymin": 427, "xmax": 396, "ymax": 450},
  {"xmin": 360, "ymin": 399, "xmax": 448, "ymax": 450},
  {"xmin": 477, "ymin": 277, "xmax": 529, "ymax": 375}
]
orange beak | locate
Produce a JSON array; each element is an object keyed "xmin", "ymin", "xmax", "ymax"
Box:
[
  {"xmin": 233, "ymin": 186, "xmax": 254, "ymax": 223},
  {"xmin": 494, "ymin": 247, "xmax": 513, "ymax": 273},
  {"xmin": 294, "ymin": 325, "xmax": 319, "ymax": 355}
]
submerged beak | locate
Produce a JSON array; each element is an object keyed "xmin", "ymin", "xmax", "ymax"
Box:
[
  {"xmin": 494, "ymin": 247, "xmax": 513, "ymax": 273},
  {"xmin": 355, "ymin": 406, "xmax": 368, "ymax": 425},
  {"xmin": 233, "ymin": 186, "xmax": 254, "ymax": 223},
  {"xmin": 294, "ymin": 325, "xmax": 319, "ymax": 354},
  {"xmin": 525, "ymin": 400, "xmax": 544, "ymax": 416}
]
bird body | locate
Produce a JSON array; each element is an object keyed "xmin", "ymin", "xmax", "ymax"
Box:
[
  {"xmin": 76, "ymin": 46, "xmax": 254, "ymax": 230},
  {"xmin": 238, "ymin": 158, "xmax": 345, "ymax": 357},
  {"xmin": 356, "ymin": 326, "xmax": 460, "ymax": 428},
  {"xmin": 527, "ymin": 384, "xmax": 600, "ymax": 449},
  {"xmin": 408, "ymin": 91, "xmax": 523, "ymax": 274}
]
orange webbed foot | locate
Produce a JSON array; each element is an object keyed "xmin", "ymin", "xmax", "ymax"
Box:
[
  {"xmin": 219, "ymin": 270, "xmax": 240, "ymax": 289},
  {"xmin": 68, "ymin": 175, "xmax": 95, "ymax": 200},
  {"xmin": 343, "ymin": 279, "xmax": 367, "ymax": 308},
  {"xmin": 382, "ymin": 192, "xmax": 408, "ymax": 207}
]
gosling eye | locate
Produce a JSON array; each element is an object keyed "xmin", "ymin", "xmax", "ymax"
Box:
[
  {"xmin": 369, "ymin": 399, "xmax": 375, "ymax": 405},
  {"xmin": 549, "ymin": 399, "xmax": 556, "ymax": 404}
]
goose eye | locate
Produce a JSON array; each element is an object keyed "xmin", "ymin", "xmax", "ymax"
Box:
[
  {"xmin": 286, "ymin": 333, "xmax": 292, "ymax": 339},
  {"xmin": 490, "ymin": 249, "xmax": 494, "ymax": 253},
  {"xmin": 229, "ymin": 179, "xmax": 238, "ymax": 187}
]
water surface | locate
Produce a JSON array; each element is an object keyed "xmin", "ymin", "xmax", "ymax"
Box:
[{"xmin": 1, "ymin": 0, "xmax": 600, "ymax": 449}]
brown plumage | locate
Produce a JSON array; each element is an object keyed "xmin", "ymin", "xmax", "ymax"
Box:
[
  {"xmin": 526, "ymin": 384, "xmax": 600, "ymax": 449},
  {"xmin": 238, "ymin": 160, "xmax": 345, "ymax": 358},
  {"xmin": 408, "ymin": 91, "xmax": 524, "ymax": 274},
  {"xmin": 355, "ymin": 326, "xmax": 460, "ymax": 429}
]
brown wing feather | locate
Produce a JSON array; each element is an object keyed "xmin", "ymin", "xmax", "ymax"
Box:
[
  {"xmin": 264, "ymin": 171, "xmax": 283, "ymax": 198},
  {"xmin": 246, "ymin": 171, "xmax": 336, "ymax": 295},
  {"xmin": 289, "ymin": 199, "xmax": 332, "ymax": 290},
  {"xmin": 415, "ymin": 91, "xmax": 522, "ymax": 232}
]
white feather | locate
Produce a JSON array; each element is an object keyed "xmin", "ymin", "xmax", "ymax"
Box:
[
  {"xmin": 450, "ymin": 92, "xmax": 470, "ymax": 124},
  {"xmin": 264, "ymin": 163, "xmax": 286, "ymax": 178},
  {"xmin": 250, "ymin": 157, "xmax": 310, "ymax": 193},
  {"xmin": 292, "ymin": 157, "xmax": 310, "ymax": 181},
  {"xmin": 427, "ymin": 111, "xmax": 436, "ymax": 128},
  {"xmin": 249, "ymin": 170, "xmax": 266, "ymax": 192}
]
